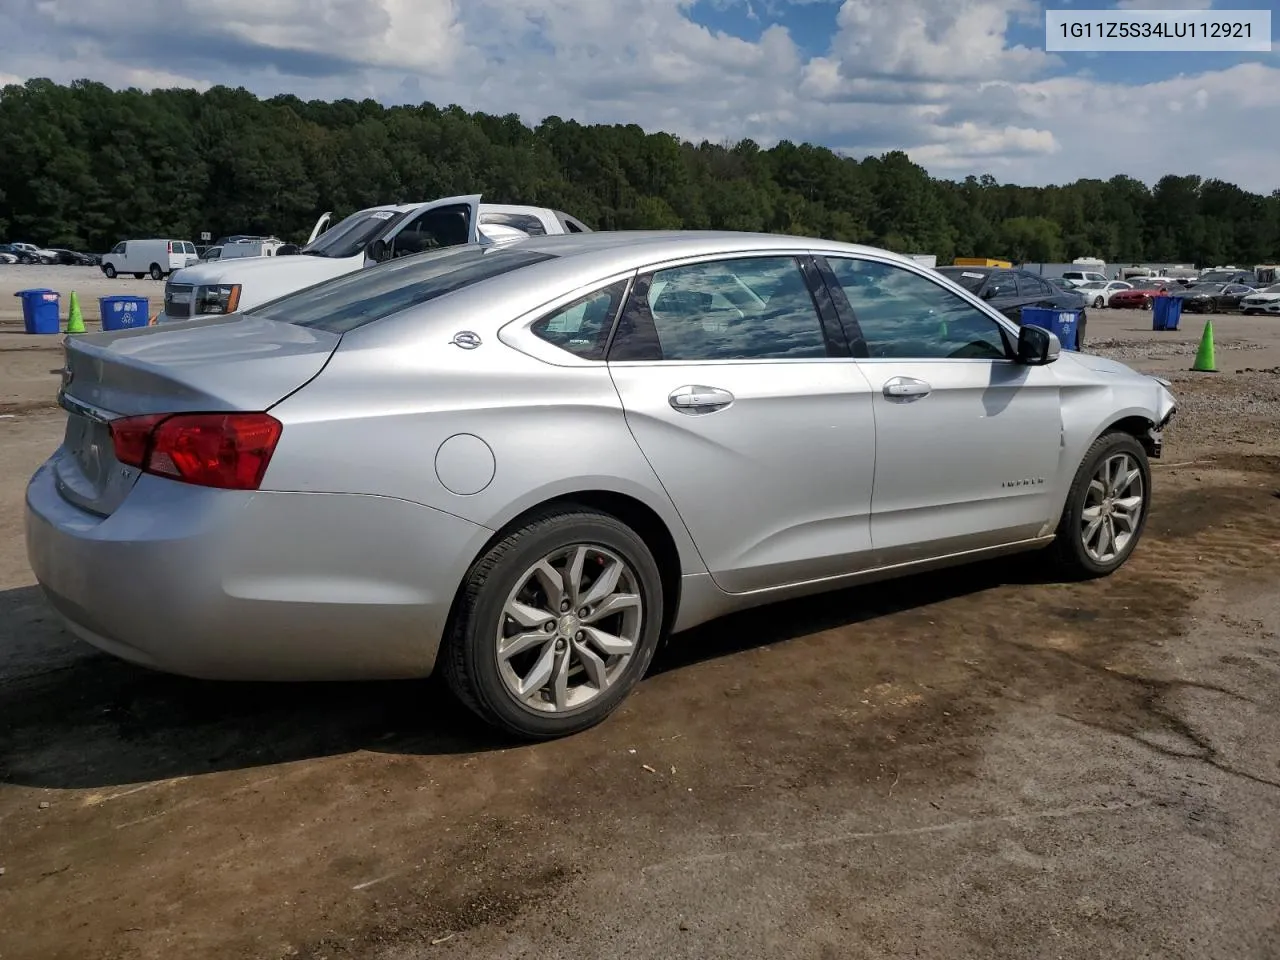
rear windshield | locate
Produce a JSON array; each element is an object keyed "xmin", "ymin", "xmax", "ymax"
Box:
[{"xmin": 248, "ymin": 245, "xmax": 557, "ymax": 333}]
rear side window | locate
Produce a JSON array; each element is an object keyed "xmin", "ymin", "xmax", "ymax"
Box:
[
  {"xmin": 249, "ymin": 245, "xmax": 556, "ymax": 333},
  {"xmin": 530, "ymin": 281, "xmax": 629, "ymax": 361},
  {"xmin": 609, "ymin": 256, "xmax": 829, "ymax": 362},
  {"xmin": 481, "ymin": 212, "xmax": 548, "ymax": 237}
]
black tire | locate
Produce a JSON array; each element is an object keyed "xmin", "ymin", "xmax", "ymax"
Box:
[
  {"xmin": 102, "ymin": 264, "xmax": 117, "ymax": 278},
  {"xmin": 1092, "ymin": 296, "xmax": 1104, "ymax": 309},
  {"xmin": 1046, "ymin": 432, "xmax": 1151, "ymax": 579},
  {"xmin": 149, "ymin": 263, "xmax": 163, "ymax": 280},
  {"xmin": 443, "ymin": 508, "xmax": 665, "ymax": 740}
]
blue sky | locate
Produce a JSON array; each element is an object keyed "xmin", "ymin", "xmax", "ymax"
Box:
[
  {"xmin": 1, "ymin": 0, "xmax": 1277, "ymax": 192},
  {"xmin": 688, "ymin": 0, "xmax": 1275, "ymax": 85}
]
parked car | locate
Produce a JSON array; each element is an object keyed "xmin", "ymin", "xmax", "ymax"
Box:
[
  {"xmin": 1239, "ymin": 283, "xmax": 1280, "ymax": 315},
  {"xmin": 212, "ymin": 234, "xmax": 279, "ymax": 247},
  {"xmin": 933, "ymin": 266, "xmax": 1090, "ymax": 347},
  {"xmin": 1171, "ymin": 282, "xmax": 1256, "ymax": 313},
  {"xmin": 199, "ymin": 240, "xmax": 284, "ymax": 262},
  {"xmin": 26, "ymin": 231, "xmax": 1177, "ymax": 739},
  {"xmin": 1, "ymin": 242, "xmax": 57, "ymax": 264},
  {"xmin": 101, "ymin": 239, "xmax": 200, "ymax": 280},
  {"xmin": 159, "ymin": 195, "xmax": 592, "ymax": 323},
  {"xmin": 0, "ymin": 250, "xmax": 16, "ymax": 264},
  {"xmin": 1059, "ymin": 270, "xmax": 1108, "ymax": 287},
  {"xmin": 47, "ymin": 248, "xmax": 99, "ymax": 266},
  {"xmin": 1109, "ymin": 279, "xmax": 1174, "ymax": 310},
  {"xmin": 1076, "ymin": 280, "xmax": 1133, "ymax": 308},
  {"xmin": 1191, "ymin": 269, "xmax": 1255, "ymax": 287}
]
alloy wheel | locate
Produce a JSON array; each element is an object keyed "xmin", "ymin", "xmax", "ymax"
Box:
[
  {"xmin": 1080, "ymin": 452, "xmax": 1145, "ymax": 564},
  {"xmin": 496, "ymin": 544, "xmax": 643, "ymax": 713}
]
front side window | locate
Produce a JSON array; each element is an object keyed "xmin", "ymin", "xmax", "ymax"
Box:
[
  {"xmin": 608, "ymin": 256, "xmax": 829, "ymax": 362},
  {"xmin": 985, "ymin": 272, "xmax": 1018, "ymax": 299},
  {"xmin": 388, "ymin": 205, "xmax": 474, "ymax": 258},
  {"xmin": 250, "ymin": 245, "xmax": 556, "ymax": 334},
  {"xmin": 824, "ymin": 257, "xmax": 1011, "ymax": 361},
  {"xmin": 111, "ymin": 242, "xmax": 125, "ymax": 255},
  {"xmin": 530, "ymin": 281, "xmax": 629, "ymax": 361},
  {"xmin": 1014, "ymin": 274, "xmax": 1043, "ymax": 297}
]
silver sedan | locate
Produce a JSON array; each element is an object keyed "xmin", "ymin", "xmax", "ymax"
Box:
[{"xmin": 26, "ymin": 231, "xmax": 1177, "ymax": 739}]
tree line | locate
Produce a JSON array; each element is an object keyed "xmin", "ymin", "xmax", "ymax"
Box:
[{"xmin": 1, "ymin": 78, "xmax": 1277, "ymax": 266}]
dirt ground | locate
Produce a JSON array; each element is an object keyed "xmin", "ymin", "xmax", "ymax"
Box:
[{"xmin": 1, "ymin": 290, "xmax": 1279, "ymax": 960}]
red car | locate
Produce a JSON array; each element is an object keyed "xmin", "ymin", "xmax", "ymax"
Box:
[{"xmin": 1109, "ymin": 279, "xmax": 1173, "ymax": 310}]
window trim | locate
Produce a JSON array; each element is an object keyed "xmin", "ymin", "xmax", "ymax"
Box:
[
  {"xmin": 815, "ymin": 252, "xmax": 1022, "ymax": 364},
  {"xmin": 497, "ymin": 270, "xmax": 637, "ymax": 367},
  {"xmin": 604, "ymin": 252, "xmax": 852, "ymax": 366}
]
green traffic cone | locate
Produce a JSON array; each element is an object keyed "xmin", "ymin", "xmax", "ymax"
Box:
[
  {"xmin": 1190, "ymin": 320, "xmax": 1217, "ymax": 372},
  {"xmin": 65, "ymin": 291, "xmax": 86, "ymax": 334}
]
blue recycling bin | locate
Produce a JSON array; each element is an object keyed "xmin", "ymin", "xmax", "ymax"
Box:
[
  {"xmin": 14, "ymin": 288, "xmax": 61, "ymax": 334},
  {"xmin": 1152, "ymin": 295, "xmax": 1182, "ymax": 332},
  {"xmin": 1021, "ymin": 305, "xmax": 1080, "ymax": 351},
  {"xmin": 99, "ymin": 295, "xmax": 150, "ymax": 331}
]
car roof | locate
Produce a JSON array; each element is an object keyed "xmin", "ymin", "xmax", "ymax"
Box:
[
  {"xmin": 347, "ymin": 231, "xmax": 950, "ymax": 346},
  {"xmin": 506, "ymin": 230, "xmax": 931, "ymax": 273}
]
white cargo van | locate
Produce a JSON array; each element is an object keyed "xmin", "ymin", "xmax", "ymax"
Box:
[
  {"xmin": 101, "ymin": 239, "xmax": 199, "ymax": 280},
  {"xmin": 159, "ymin": 195, "xmax": 591, "ymax": 322}
]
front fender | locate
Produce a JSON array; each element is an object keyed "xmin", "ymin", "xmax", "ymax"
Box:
[{"xmin": 1048, "ymin": 369, "xmax": 1175, "ymax": 526}]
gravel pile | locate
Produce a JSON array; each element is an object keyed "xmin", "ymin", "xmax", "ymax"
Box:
[
  {"xmin": 1088, "ymin": 338, "xmax": 1264, "ymax": 362},
  {"xmin": 1158, "ymin": 368, "xmax": 1280, "ymax": 453}
]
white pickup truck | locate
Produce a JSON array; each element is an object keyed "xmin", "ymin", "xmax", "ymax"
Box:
[{"xmin": 160, "ymin": 195, "xmax": 591, "ymax": 322}]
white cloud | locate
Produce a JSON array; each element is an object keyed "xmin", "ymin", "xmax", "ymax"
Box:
[
  {"xmin": 826, "ymin": 0, "xmax": 1054, "ymax": 82},
  {"xmin": 1, "ymin": 0, "xmax": 1276, "ymax": 193},
  {"xmin": 30, "ymin": 0, "xmax": 469, "ymax": 73}
]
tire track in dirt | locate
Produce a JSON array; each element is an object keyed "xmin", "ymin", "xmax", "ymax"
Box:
[{"xmin": 3, "ymin": 458, "xmax": 1277, "ymax": 960}]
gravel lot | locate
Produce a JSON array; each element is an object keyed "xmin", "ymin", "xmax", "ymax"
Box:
[
  {"xmin": 1, "ymin": 266, "xmax": 1279, "ymax": 960},
  {"xmin": 0, "ymin": 263, "xmax": 160, "ymax": 328}
]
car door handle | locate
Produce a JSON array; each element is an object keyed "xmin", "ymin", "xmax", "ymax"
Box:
[
  {"xmin": 668, "ymin": 385, "xmax": 734, "ymax": 413},
  {"xmin": 882, "ymin": 376, "xmax": 932, "ymax": 401}
]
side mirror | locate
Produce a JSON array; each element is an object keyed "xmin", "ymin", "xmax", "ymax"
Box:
[
  {"xmin": 368, "ymin": 238, "xmax": 388, "ymax": 263},
  {"xmin": 1017, "ymin": 324, "xmax": 1060, "ymax": 365},
  {"xmin": 981, "ymin": 288, "xmax": 995, "ymax": 300}
]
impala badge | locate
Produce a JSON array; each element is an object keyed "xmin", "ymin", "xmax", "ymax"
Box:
[{"xmin": 451, "ymin": 331, "xmax": 482, "ymax": 350}]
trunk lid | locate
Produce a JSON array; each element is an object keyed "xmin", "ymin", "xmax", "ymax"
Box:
[{"xmin": 54, "ymin": 315, "xmax": 339, "ymax": 516}]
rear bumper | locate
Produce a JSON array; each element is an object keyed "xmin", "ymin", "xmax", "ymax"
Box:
[{"xmin": 25, "ymin": 461, "xmax": 492, "ymax": 680}]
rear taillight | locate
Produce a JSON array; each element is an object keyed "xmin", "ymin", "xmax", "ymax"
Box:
[
  {"xmin": 109, "ymin": 412, "xmax": 282, "ymax": 490},
  {"xmin": 167, "ymin": 241, "xmax": 174, "ymax": 254}
]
